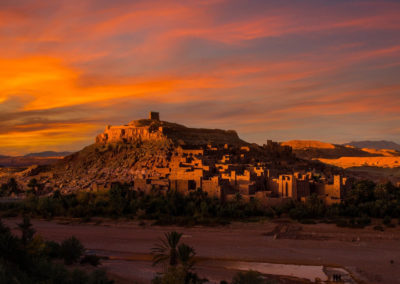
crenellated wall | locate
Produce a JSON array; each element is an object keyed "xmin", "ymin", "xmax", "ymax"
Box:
[{"xmin": 96, "ymin": 124, "xmax": 166, "ymax": 144}]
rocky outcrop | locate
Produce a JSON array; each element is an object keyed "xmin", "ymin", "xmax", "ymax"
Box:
[
  {"xmin": 281, "ymin": 140, "xmax": 387, "ymax": 159},
  {"xmin": 345, "ymin": 140, "xmax": 400, "ymax": 151},
  {"xmin": 95, "ymin": 117, "xmax": 246, "ymax": 146}
]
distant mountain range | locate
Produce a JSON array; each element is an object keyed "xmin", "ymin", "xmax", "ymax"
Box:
[
  {"xmin": 344, "ymin": 140, "xmax": 400, "ymax": 151},
  {"xmin": 281, "ymin": 140, "xmax": 400, "ymax": 171},
  {"xmin": 0, "ymin": 151, "xmax": 72, "ymax": 167},
  {"xmin": 281, "ymin": 140, "xmax": 379, "ymax": 159},
  {"xmin": 24, "ymin": 151, "xmax": 73, "ymax": 158}
]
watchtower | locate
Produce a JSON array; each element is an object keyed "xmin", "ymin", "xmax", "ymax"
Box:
[{"xmin": 149, "ymin": 111, "xmax": 160, "ymax": 121}]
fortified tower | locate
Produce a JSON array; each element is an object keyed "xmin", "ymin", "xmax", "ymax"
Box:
[
  {"xmin": 95, "ymin": 111, "xmax": 245, "ymax": 145},
  {"xmin": 149, "ymin": 111, "xmax": 160, "ymax": 121}
]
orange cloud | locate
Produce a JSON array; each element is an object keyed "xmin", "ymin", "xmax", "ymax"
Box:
[
  {"xmin": 0, "ymin": 56, "xmax": 237, "ymax": 112},
  {"xmin": 1, "ymin": 1, "xmax": 400, "ymax": 154},
  {"xmin": 0, "ymin": 122, "xmax": 96, "ymax": 155}
]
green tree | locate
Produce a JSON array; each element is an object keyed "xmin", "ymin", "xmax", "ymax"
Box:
[
  {"xmin": 60, "ymin": 236, "xmax": 84, "ymax": 265},
  {"xmin": 152, "ymin": 231, "xmax": 183, "ymax": 267},
  {"xmin": 28, "ymin": 178, "xmax": 39, "ymax": 193},
  {"xmin": 232, "ymin": 270, "xmax": 269, "ymax": 284},
  {"xmin": 7, "ymin": 178, "xmax": 19, "ymax": 194},
  {"xmin": 17, "ymin": 216, "xmax": 35, "ymax": 248},
  {"xmin": 177, "ymin": 243, "xmax": 196, "ymax": 273},
  {"xmin": 152, "ymin": 231, "xmax": 205, "ymax": 284}
]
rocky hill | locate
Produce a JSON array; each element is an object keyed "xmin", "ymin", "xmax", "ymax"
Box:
[
  {"xmin": 0, "ymin": 156, "xmax": 64, "ymax": 167},
  {"xmin": 344, "ymin": 140, "xmax": 400, "ymax": 151},
  {"xmin": 281, "ymin": 140, "xmax": 400, "ymax": 173},
  {"xmin": 24, "ymin": 151, "xmax": 73, "ymax": 158},
  {"xmin": 0, "ymin": 151, "xmax": 71, "ymax": 167},
  {"xmin": 280, "ymin": 140, "xmax": 381, "ymax": 159},
  {"xmin": 95, "ymin": 118, "xmax": 247, "ymax": 146},
  {"xmin": 29, "ymin": 114, "xmax": 307, "ymax": 192}
]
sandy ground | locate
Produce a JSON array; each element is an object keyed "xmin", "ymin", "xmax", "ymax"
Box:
[{"xmin": 3, "ymin": 218, "xmax": 400, "ymax": 283}]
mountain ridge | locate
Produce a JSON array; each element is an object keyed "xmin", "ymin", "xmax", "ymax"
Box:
[
  {"xmin": 24, "ymin": 151, "xmax": 73, "ymax": 158},
  {"xmin": 344, "ymin": 140, "xmax": 400, "ymax": 151}
]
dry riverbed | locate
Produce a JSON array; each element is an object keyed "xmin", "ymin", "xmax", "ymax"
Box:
[{"xmin": 3, "ymin": 218, "xmax": 400, "ymax": 283}]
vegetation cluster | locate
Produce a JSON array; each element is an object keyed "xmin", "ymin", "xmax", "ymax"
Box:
[
  {"xmin": 150, "ymin": 231, "xmax": 275, "ymax": 284},
  {"xmin": 1, "ymin": 180, "xmax": 400, "ymax": 229},
  {"xmin": 0, "ymin": 216, "xmax": 112, "ymax": 283}
]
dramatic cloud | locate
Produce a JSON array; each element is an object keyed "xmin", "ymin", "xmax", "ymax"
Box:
[{"xmin": 1, "ymin": 0, "xmax": 399, "ymax": 154}]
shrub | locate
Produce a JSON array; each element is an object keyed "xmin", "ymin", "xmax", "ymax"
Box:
[
  {"xmin": 70, "ymin": 269, "xmax": 89, "ymax": 284},
  {"xmin": 356, "ymin": 216, "xmax": 371, "ymax": 227},
  {"xmin": 383, "ymin": 216, "xmax": 392, "ymax": 226},
  {"xmin": 373, "ymin": 225, "xmax": 384, "ymax": 231},
  {"xmin": 44, "ymin": 240, "xmax": 61, "ymax": 258},
  {"xmin": 232, "ymin": 270, "xmax": 268, "ymax": 284},
  {"xmin": 88, "ymin": 269, "xmax": 114, "ymax": 284},
  {"xmin": 80, "ymin": 254, "xmax": 101, "ymax": 267},
  {"xmin": 299, "ymin": 219, "xmax": 316, "ymax": 224},
  {"xmin": 335, "ymin": 219, "xmax": 348, "ymax": 227},
  {"xmin": 60, "ymin": 236, "xmax": 85, "ymax": 265}
]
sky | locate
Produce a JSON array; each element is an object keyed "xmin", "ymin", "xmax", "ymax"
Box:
[{"xmin": 1, "ymin": 0, "xmax": 400, "ymax": 155}]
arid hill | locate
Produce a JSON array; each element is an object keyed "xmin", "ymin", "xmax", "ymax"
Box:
[
  {"xmin": 24, "ymin": 151, "xmax": 73, "ymax": 158},
  {"xmin": 345, "ymin": 140, "xmax": 400, "ymax": 151},
  {"xmin": 282, "ymin": 140, "xmax": 400, "ymax": 174},
  {"xmin": 41, "ymin": 116, "xmax": 311, "ymax": 192},
  {"xmin": 318, "ymin": 156, "xmax": 400, "ymax": 169},
  {"xmin": 96, "ymin": 118, "xmax": 247, "ymax": 146},
  {"xmin": 0, "ymin": 156, "xmax": 64, "ymax": 167},
  {"xmin": 280, "ymin": 140, "xmax": 385, "ymax": 159}
]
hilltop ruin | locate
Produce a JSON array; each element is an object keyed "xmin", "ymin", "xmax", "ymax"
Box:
[
  {"xmin": 95, "ymin": 112, "xmax": 246, "ymax": 146},
  {"xmin": 4, "ymin": 112, "xmax": 351, "ymax": 206}
]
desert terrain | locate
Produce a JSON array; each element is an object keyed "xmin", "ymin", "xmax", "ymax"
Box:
[
  {"xmin": 317, "ymin": 156, "xmax": 400, "ymax": 169},
  {"xmin": 4, "ymin": 218, "xmax": 400, "ymax": 283}
]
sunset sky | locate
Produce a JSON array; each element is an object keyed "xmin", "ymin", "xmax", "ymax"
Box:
[{"xmin": 1, "ymin": 0, "xmax": 400, "ymax": 155}]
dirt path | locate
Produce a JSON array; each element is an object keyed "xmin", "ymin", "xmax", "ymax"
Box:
[{"xmin": 4, "ymin": 218, "xmax": 400, "ymax": 283}]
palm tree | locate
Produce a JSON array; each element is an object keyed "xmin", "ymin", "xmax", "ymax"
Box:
[
  {"xmin": 152, "ymin": 231, "xmax": 183, "ymax": 267},
  {"xmin": 177, "ymin": 243, "xmax": 196, "ymax": 272},
  {"xmin": 17, "ymin": 216, "xmax": 35, "ymax": 247}
]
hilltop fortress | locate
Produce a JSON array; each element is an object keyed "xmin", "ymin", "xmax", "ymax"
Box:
[
  {"xmin": 88, "ymin": 112, "xmax": 351, "ymax": 206},
  {"xmin": 95, "ymin": 112, "xmax": 246, "ymax": 146},
  {"xmin": 7, "ymin": 112, "xmax": 352, "ymax": 206}
]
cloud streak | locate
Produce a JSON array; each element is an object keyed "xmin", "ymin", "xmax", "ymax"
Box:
[{"xmin": 0, "ymin": 0, "xmax": 399, "ymax": 154}]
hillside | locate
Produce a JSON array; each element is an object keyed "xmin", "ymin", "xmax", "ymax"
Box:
[
  {"xmin": 344, "ymin": 140, "xmax": 400, "ymax": 151},
  {"xmin": 50, "ymin": 137, "xmax": 301, "ymax": 192},
  {"xmin": 318, "ymin": 157, "xmax": 400, "ymax": 169},
  {"xmin": 8, "ymin": 114, "xmax": 309, "ymax": 192},
  {"xmin": 0, "ymin": 151, "xmax": 71, "ymax": 167},
  {"xmin": 280, "ymin": 140, "xmax": 380, "ymax": 159},
  {"xmin": 281, "ymin": 140, "xmax": 400, "ymax": 174},
  {"xmin": 24, "ymin": 151, "xmax": 73, "ymax": 158},
  {"xmin": 0, "ymin": 156, "xmax": 64, "ymax": 167},
  {"xmin": 96, "ymin": 118, "xmax": 247, "ymax": 146}
]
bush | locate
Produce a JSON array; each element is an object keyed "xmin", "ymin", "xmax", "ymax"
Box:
[
  {"xmin": 383, "ymin": 216, "xmax": 392, "ymax": 226},
  {"xmin": 373, "ymin": 225, "xmax": 384, "ymax": 231},
  {"xmin": 356, "ymin": 216, "xmax": 371, "ymax": 227},
  {"xmin": 232, "ymin": 270, "xmax": 269, "ymax": 284},
  {"xmin": 299, "ymin": 219, "xmax": 316, "ymax": 224},
  {"xmin": 44, "ymin": 240, "xmax": 61, "ymax": 258},
  {"xmin": 335, "ymin": 219, "xmax": 348, "ymax": 227},
  {"xmin": 80, "ymin": 254, "xmax": 101, "ymax": 267},
  {"xmin": 60, "ymin": 236, "xmax": 85, "ymax": 265},
  {"xmin": 88, "ymin": 269, "xmax": 114, "ymax": 284},
  {"xmin": 70, "ymin": 269, "xmax": 89, "ymax": 283},
  {"xmin": 0, "ymin": 220, "xmax": 113, "ymax": 283}
]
